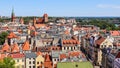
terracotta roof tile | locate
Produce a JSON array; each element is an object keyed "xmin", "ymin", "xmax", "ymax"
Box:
[
  {"xmin": 11, "ymin": 43, "xmax": 19, "ymax": 53},
  {"xmin": 95, "ymin": 37, "xmax": 106, "ymax": 45},
  {"xmin": 9, "ymin": 53, "xmax": 24, "ymax": 58},
  {"xmin": 2, "ymin": 43, "xmax": 10, "ymax": 52},
  {"xmin": 110, "ymin": 30, "xmax": 120, "ymax": 36},
  {"xmin": 7, "ymin": 32, "xmax": 17, "ymax": 38},
  {"xmin": 60, "ymin": 54, "xmax": 67, "ymax": 60},
  {"xmin": 22, "ymin": 40, "xmax": 30, "ymax": 51}
]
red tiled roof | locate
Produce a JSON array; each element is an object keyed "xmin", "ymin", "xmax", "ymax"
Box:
[
  {"xmin": 7, "ymin": 32, "xmax": 17, "ymax": 38},
  {"xmin": 69, "ymin": 51, "xmax": 81, "ymax": 57},
  {"xmin": 9, "ymin": 53, "xmax": 24, "ymax": 58},
  {"xmin": 22, "ymin": 41, "xmax": 30, "ymax": 51},
  {"xmin": 62, "ymin": 39, "xmax": 80, "ymax": 45},
  {"xmin": 44, "ymin": 54, "xmax": 52, "ymax": 68},
  {"xmin": 11, "ymin": 43, "xmax": 19, "ymax": 53},
  {"xmin": 95, "ymin": 37, "xmax": 106, "ymax": 45},
  {"xmin": 110, "ymin": 30, "xmax": 120, "ymax": 36},
  {"xmin": 60, "ymin": 54, "xmax": 67, "ymax": 60},
  {"xmin": 45, "ymin": 54, "xmax": 51, "ymax": 62},
  {"xmin": 0, "ymin": 54, "xmax": 6, "ymax": 60},
  {"xmin": 2, "ymin": 43, "xmax": 10, "ymax": 52},
  {"xmin": 36, "ymin": 51, "xmax": 42, "ymax": 56},
  {"xmin": 34, "ymin": 24, "xmax": 46, "ymax": 28}
]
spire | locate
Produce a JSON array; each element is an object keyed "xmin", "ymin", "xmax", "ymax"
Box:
[{"xmin": 11, "ymin": 7, "xmax": 15, "ymax": 22}]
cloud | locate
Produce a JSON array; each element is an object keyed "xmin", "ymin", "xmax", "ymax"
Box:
[{"xmin": 97, "ymin": 4, "xmax": 120, "ymax": 9}]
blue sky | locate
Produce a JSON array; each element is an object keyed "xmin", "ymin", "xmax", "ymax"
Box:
[{"xmin": 0, "ymin": 0, "xmax": 120, "ymax": 16}]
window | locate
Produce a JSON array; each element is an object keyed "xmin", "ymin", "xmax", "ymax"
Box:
[
  {"xmin": 33, "ymin": 61, "xmax": 35, "ymax": 64},
  {"xmin": 29, "ymin": 66, "xmax": 31, "ymax": 68},
  {"xmin": 54, "ymin": 59, "xmax": 56, "ymax": 61},
  {"xmin": 17, "ymin": 59, "xmax": 19, "ymax": 62},
  {"xmin": 37, "ymin": 66, "xmax": 40, "ymax": 68},
  {"xmin": 29, "ymin": 61, "xmax": 31, "ymax": 64},
  {"xmin": 33, "ymin": 66, "xmax": 35, "ymax": 68},
  {"xmin": 67, "ymin": 47, "xmax": 69, "ymax": 50},
  {"xmin": 64, "ymin": 47, "xmax": 66, "ymax": 50},
  {"xmin": 22, "ymin": 59, "xmax": 24, "ymax": 62},
  {"xmin": 37, "ymin": 62, "xmax": 39, "ymax": 64},
  {"xmin": 57, "ymin": 59, "xmax": 59, "ymax": 61}
]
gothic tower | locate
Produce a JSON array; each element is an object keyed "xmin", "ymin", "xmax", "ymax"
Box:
[{"xmin": 11, "ymin": 8, "xmax": 15, "ymax": 22}]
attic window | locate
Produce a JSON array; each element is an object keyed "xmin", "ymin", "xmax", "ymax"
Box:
[{"xmin": 75, "ymin": 64, "xmax": 78, "ymax": 67}]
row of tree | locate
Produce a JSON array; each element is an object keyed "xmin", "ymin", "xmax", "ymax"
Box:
[{"xmin": 77, "ymin": 20, "xmax": 120, "ymax": 30}]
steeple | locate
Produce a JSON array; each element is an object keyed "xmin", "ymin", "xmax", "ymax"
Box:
[{"xmin": 11, "ymin": 7, "xmax": 15, "ymax": 22}]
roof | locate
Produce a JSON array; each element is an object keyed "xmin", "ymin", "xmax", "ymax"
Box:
[
  {"xmin": 60, "ymin": 54, "xmax": 67, "ymax": 60},
  {"xmin": 9, "ymin": 53, "xmax": 24, "ymax": 58},
  {"xmin": 0, "ymin": 54, "xmax": 7, "ymax": 60},
  {"xmin": 110, "ymin": 30, "xmax": 120, "ymax": 36},
  {"xmin": 62, "ymin": 39, "xmax": 80, "ymax": 45},
  {"xmin": 69, "ymin": 51, "xmax": 81, "ymax": 57},
  {"xmin": 22, "ymin": 40, "xmax": 30, "ymax": 51},
  {"xmin": 57, "ymin": 61, "xmax": 93, "ymax": 68},
  {"xmin": 11, "ymin": 43, "xmax": 19, "ymax": 53},
  {"xmin": 25, "ymin": 53, "xmax": 37, "ymax": 58},
  {"xmin": 2, "ymin": 43, "xmax": 10, "ymax": 52},
  {"xmin": 44, "ymin": 54, "xmax": 52, "ymax": 68},
  {"xmin": 36, "ymin": 51, "xmax": 42, "ymax": 56},
  {"xmin": 7, "ymin": 32, "xmax": 17, "ymax": 38},
  {"xmin": 95, "ymin": 37, "xmax": 106, "ymax": 45},
  {"xmin": 45, "ymin": 54, "xmax": 51, "ymax": 62},
  {"xmin": 34, "ymin": 24, "xmax": 46, "ymax": 28}
]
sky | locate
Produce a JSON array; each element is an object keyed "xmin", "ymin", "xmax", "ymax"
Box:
[{"xmin": 0, "ymin": 0, "xmax": 120, "ymax": 17}]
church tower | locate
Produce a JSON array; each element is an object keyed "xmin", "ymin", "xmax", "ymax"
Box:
[
  {"xmin": 11, "ymin": 8, "xmax": 15, "ymax": 22},
  {"xmin": 43, "ymin": 13, "xmax": 48, "ymax": 23}
]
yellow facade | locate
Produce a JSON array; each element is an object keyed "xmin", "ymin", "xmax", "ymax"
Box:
[
  {"xmin": 35, "ymin": 55, "xmax": 44, "ymax": 68},
  {"xmin": 100, "ymin": 38, "xmax": 113, "ymax": 48},
  {"xmin": 14, "ymin": 58, "xmax": 25, "ymax": 68}
]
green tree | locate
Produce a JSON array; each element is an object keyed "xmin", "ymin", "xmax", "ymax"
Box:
[
  {"xmin": 0, "ymin": 32, "xmax": 8, "ymax": 45},
  {"xmin": 0, "ymin": 57, "xmax": 15, "ymax": 68}
]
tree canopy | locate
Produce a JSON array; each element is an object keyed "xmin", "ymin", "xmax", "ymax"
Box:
[
  {"xmin": 0, "ymin": 57, "xmax": 15, "ymax": 68},
  {"xmin": 0, "ymin": 32, "xmax": 8, "ymax": 45}
]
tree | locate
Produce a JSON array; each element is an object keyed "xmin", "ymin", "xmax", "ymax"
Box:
[
  {"xmin": 0, "ymin": 57, "xmax": 15, "ymax": 68},
  {"xmin": 0, "ymin": 32, "xmax": 8, "ymax": 45}
]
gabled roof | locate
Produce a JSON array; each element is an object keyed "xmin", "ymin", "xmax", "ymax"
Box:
[
  {"xmin": 95, "ymin": 37, "xmax": 106, "ymax": 45},
  {"xmin": 45, "ymin": 54, "xmax": 51, "ymax": 62},
  {"xmin": 11, "ymin": 43, "xmax": 19, "ymax": 53},
  {"xmin": 22, "ymin": 40, "xmax": 30, "ymax": 51},
  {"xmin": 2, "ymin": 43, "xmax": 10, "ymax": 52},
  {"xmin": 0, "ymin": 54, "xmax": 7, "ymax": 60},
  {"xmin": 7, "ymin": 32, "xmax": 17, "ymax": 38}
]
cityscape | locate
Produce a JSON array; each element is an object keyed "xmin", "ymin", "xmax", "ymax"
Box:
[{"xmin": 0, "ymin": 0, "xmax": 120, "ymax": 68}]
